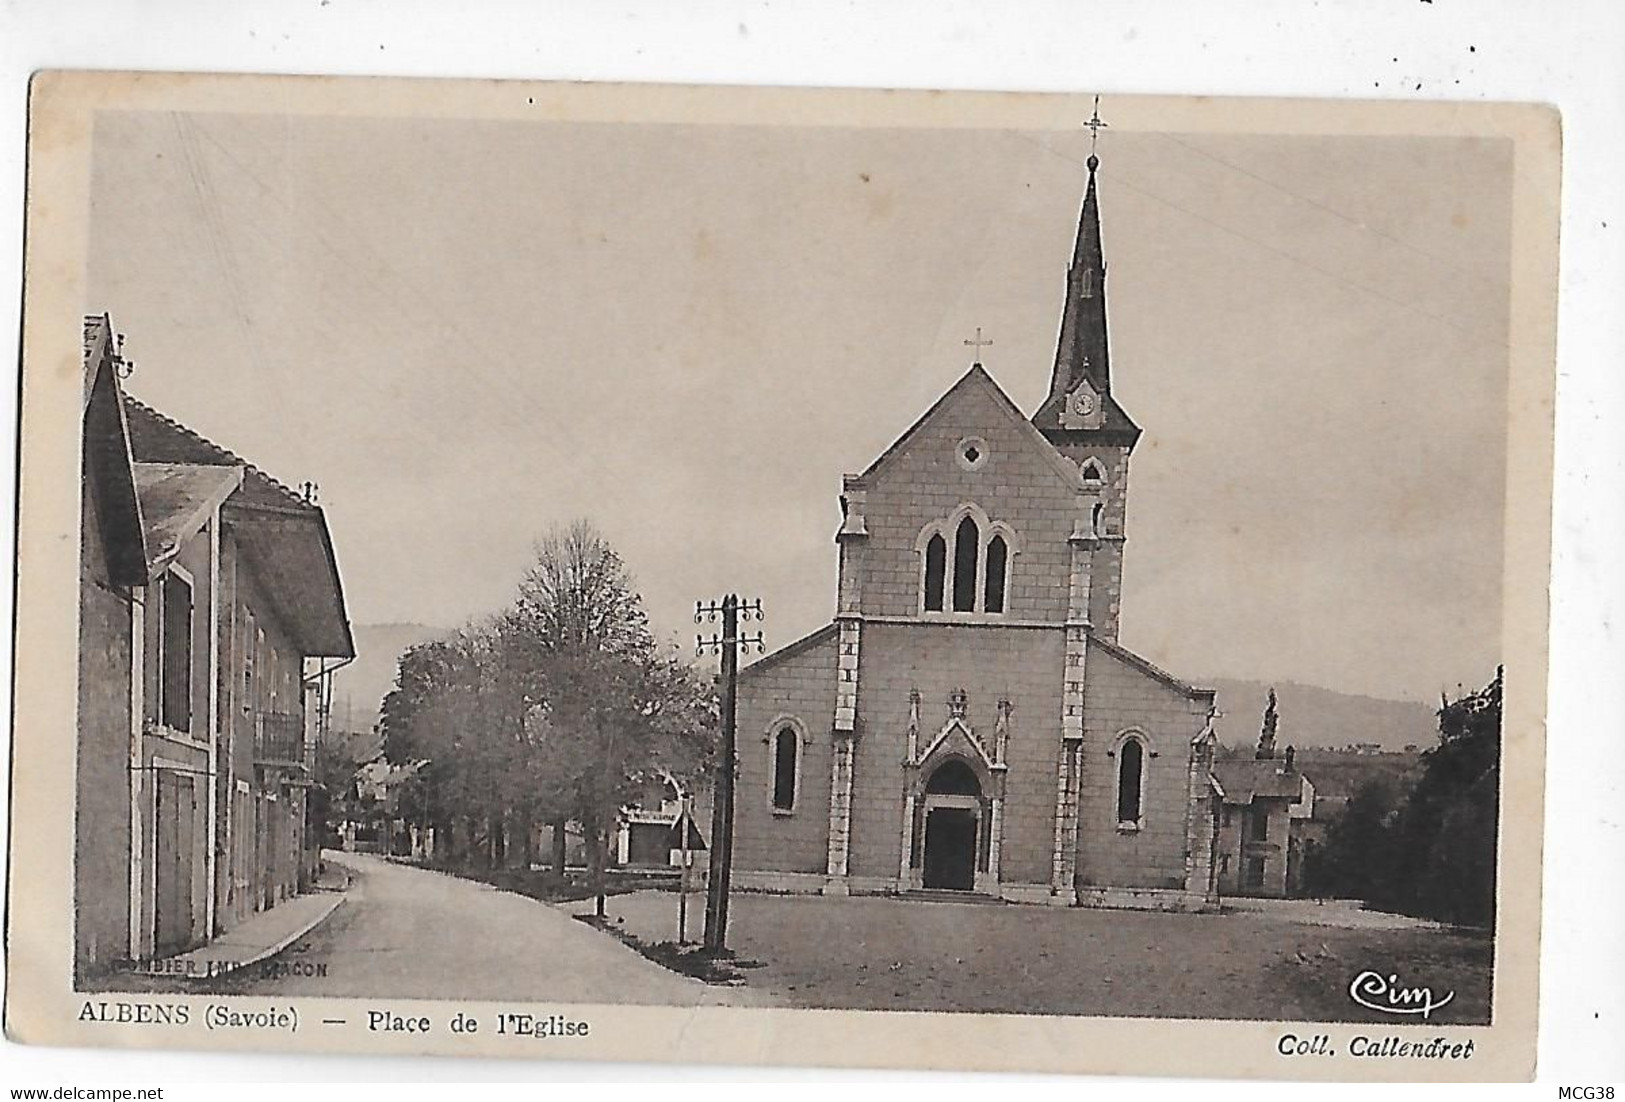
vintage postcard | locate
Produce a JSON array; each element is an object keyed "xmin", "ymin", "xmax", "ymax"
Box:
[{"xmin": 6, "ymin": 72, "xmax": 1557, "ymax": 1079}]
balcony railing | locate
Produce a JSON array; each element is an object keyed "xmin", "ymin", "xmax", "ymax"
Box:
[{"xmin": 254, "ymin": 711, "xmax": 308, "ymax": 769}]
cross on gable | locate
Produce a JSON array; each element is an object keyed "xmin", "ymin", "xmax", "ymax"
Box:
[{"xmin": 962, "ymin": 327, "xmax": 993, "ymax": 365}]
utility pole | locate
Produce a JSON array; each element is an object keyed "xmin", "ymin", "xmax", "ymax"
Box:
[
  {"xmin": 696, "ymin": 594, "xmax": 764, "ymax": 953},
  {"xmin": 677, "ymin": 791, "xmax": 693, "ymax": 944}
]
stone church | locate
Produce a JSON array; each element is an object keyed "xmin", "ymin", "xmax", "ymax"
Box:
[{"xmin": 733, "ymin": 152, "xmax": 1224, "ymax": 909}]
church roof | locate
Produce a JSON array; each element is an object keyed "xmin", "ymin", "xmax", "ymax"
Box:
[
  {"xmin": 1031, "ymin": 389, "xmax": 1142, "ymax": 446},
  {"xmin": 1091, "ymin": 635, "xmax": 1216, "ymax": 701},
  {"xmin": 854, "ymin": 362, "xmax": 1080, "ymax": 490},
  {"xmin": 739, "ymin": 622, "xmax": 839, "ymax": 681}
]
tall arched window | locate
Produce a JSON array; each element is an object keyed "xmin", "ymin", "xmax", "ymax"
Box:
[
  {"xmin": 772, "ymin": 726, "xmax": 799, "ymax": 813},
  {"xmin": 918, "ymin": 508, "xmax": 1018, "ymax": 617},
  {"xmin": 924, "ymin": 533, "xmax": 947, "ymax": 612},
  {"xmin": 952, "ymin": 516, "xmax": 980, "ymax": 612},
  {"xmin": 1116, "ymin": 737, "xmax": 1144, "ymax": 826},
  {"xmin": 983, "ymin": 535, "xmax": 1008, "ymax": 613}
]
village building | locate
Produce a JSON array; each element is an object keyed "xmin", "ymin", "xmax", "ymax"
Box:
[
  {"xmin": 1211, "ymin": 751, "xmax": 1316, "ymax": 898},
  {"xmin": 325, "ymin": 728, "xmax": 391, "ymax": 853},
  {"xmin": 731, "ymin": 154, "xmax": 1231, "ymax": 910},
  {"xmin": 1211, "ymin": 691, "xmax": 1317, "ymax": 898},
  {"xmin": 614, "ymin": 774, "xmax": 711, "ymax": 871},
  {"xmin": 75, "ymin": 316, "xmax": 353, "ymax": 980}
]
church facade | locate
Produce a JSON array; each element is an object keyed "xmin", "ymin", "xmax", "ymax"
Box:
[{"xmin": 733, "ymin": 154, "xmax": 1224, "ymax": 909}]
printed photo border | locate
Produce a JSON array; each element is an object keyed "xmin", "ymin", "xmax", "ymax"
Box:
[{"xmin": 6, "ymin": 71, "xmax": 1558, "ymax": 1080}]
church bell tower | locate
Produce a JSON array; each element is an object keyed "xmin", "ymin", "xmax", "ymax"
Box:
[{"xmin": 1030, "ymin": 143, "xmax": 1141, "ymax": 642}]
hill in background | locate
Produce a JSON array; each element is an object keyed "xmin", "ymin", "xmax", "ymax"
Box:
[
  {"xmin": 328, "ymin": 627, "xmax": 1445, "ymax": 764},
  {"xmin": 1203, "ymin": 677, "xmax": 1438, "ymax": 755},
  {"xmin": 329, "ymin": 622, "xmax": 445, "ymax": 733}
]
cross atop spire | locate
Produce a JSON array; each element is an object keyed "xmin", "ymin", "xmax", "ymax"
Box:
[{"xmin": 1083, "ymin": 94, "xmax": 1108, "ymax": 164}]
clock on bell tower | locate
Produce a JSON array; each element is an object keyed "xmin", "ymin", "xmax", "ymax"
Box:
[{"xmin": 1061, "ymin": 377, "xmax": 1104, "ymax": 430}]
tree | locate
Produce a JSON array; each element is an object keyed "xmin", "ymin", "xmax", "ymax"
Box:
[
  {"xmin": 1301, "ymin": 775, "xmax": 1401, "ymax": 900},
  {"xmin": 1256, "ymin": 687, "xmax": 1279, "ymax": 760},
  {"xmin": 511, "ymin": 521, "xmax": 716, "ymax": 915},
  {"xmin": 380, "ymin": 638, "xmax": 461, "ymax": 855},
  {"xmin": 380, "ymin": 621, "xmax": 530, "ymax": 867},
  {"xmin": 311, "ymin": 733, "xmax": 362, "ymax": 850},
  {"xmin": 1299, "ymin": 667, "xmax": 1502, "ymax": 927},
  {"xmin": 376, "ymin": 520, "xmax": 718, "ymax": 908},
  {"xmin": 1389, "ymin": 666, "xmax": 1502, "ymax": 926},
  {"xmin": 513, "ymin": 520, "xmax": 653, "ymax": 658}
]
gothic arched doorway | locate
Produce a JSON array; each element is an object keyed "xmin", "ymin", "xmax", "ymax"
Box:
[{"xmin": 921, "ymin": 759, "xmax": 982, "ymax": 891}]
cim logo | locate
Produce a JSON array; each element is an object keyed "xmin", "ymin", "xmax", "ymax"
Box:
[{"xmin": 1347, "ymin": 970, "xmax": 1456, "ymax": 1019}]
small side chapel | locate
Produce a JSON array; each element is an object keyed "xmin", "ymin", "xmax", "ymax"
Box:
[{"xmin": 733, "ymin": 148, "xmax": 1224, "ymax": 909}]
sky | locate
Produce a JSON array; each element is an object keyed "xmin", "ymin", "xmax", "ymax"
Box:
[{"xmin": 85, "ymin": 108, "xmax": 1513, "ymax": 704}]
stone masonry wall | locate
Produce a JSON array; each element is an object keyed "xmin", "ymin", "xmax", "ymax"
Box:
[
  {"xmin": 1045, "ymin": 441, "xmax": 1131, "ymax": 640},
  {"xmin": 849, "ymin": 622, "xmax": 1065, "ymax": 886},
  {"xmin": 1075, "ymin": 641, "xmax": 1213, "ymax": 889},
  {"xmin": 734, "ymin": 628, "xmax": 839, "ymax": 875},
  {"xmin": 1215, "ymin": 801, "xmax": 1292, "ymax": 897},
  {"xmin": 857, "ymin": 377, "xmax": 1078, "ymax": 623}
]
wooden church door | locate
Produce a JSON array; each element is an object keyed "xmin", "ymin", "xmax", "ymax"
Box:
[{"xmin": 922, "ymin": 807, "xmax": 978, "ymax": 890}]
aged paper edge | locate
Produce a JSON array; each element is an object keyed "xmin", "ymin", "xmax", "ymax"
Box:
[{"xmin": 4, "ymin": 70, "xmax": 1559, "ymax": 1081}]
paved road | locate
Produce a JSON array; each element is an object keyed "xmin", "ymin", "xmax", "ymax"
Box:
[{"xmin": 226, "ymin": 852, "xmax": 760, "ymax": 1007}]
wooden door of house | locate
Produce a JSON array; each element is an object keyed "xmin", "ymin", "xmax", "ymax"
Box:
[{"xmin": 154, "ymin": 771, "xmax": 196, "ymax": 954}]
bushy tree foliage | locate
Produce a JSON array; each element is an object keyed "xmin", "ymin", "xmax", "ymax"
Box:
[
  {"xmin": 1301, "ymin": 775, "xmax": 1402, "ymax": 901},
  {"xmin": 1384, "ymin": 667, "xmax": 1502, "ymax": 926},
  {"xmin": 378, "ymin": 520, "xmax": 718, "ymax": 905},
  {"xmin": 1299, "ymin": 668, "xmax": 1501, "ymax": 927}
]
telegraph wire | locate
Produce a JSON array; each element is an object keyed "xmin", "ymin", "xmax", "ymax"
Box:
[
  {"xmin": 1154, "ymin": 131, "xmax": 1501, "ymax": 292},
  {"xmin": 171, "ymin": 115, "xmax": 274, "ymax": 381},
  {"xmin": 1014, "ymin": 131, "xmax": 1508, "ymax": 351}
]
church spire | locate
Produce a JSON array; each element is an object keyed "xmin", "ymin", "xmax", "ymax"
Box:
[
  {"xmin": 1032, "ymin": 100, "xmax": 1139, "ymax": 447},
  {"xmin": 1049, "ymin": 148, "xmax": 1111, "ymax": 406}
]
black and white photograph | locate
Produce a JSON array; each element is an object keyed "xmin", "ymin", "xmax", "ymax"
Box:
[{"xmin": 7, "ymin": 73, "xmax": 1558, "ymax": 1079}]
